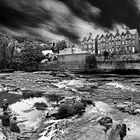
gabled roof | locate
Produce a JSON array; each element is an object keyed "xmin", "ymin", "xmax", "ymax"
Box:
[
  {"xmin": 82, "ymin": 37, "xmax": 87, "ymax": 42},
  {"xmin": 107, "ymin": 33, "xmax": 113, "ymax": 38},
  {"xmin": 114, "ymin": 32, "xmax": 121, "ymax": 38},
  {"xmin": 87, "ymin": 34, "xmax": 92, "ymax": 41},
  {"xmin": 99, "ymin": 34, "xmax": 105, "ymax": 39}
]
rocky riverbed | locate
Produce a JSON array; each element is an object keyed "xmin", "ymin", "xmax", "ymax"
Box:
[{"xmin": 0, "ymin": 71, "xmax": 140, "ymax": 140}]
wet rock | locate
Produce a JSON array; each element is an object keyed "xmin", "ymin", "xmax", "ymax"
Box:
[
  {"xmin": 49, "ymin": 71, "xmax": 58, "ymax": 77},
  {"xmin": 134, "ymin": 109, "xmax": 140, "ymax": 114},
  {"xmin": 77, "ymin": 86, "xmax": 94, "ymax": 92},
  {"xmin": 119, "ymin": 124, "xmax": 127, "ymax": 140},
  {"xmin": 45, "ymin": 94, "xmax": 65, "ymax": 104},
  {"xmin": 115, "ymin": 103, "xmax": 140, "ymax": 115},
  {"xmin": 63, "ymin": 72, "xmax": 75, "ymax": 79},
  {"xmin": 50, "ymin": 96, "xmax": 95, "ymax": 119},
  {"xmin": 54, "ymin": 102, "xmax": 85, "ymax": 119},
  {"xmin": 34, "ymin": 102, "xmax": 48, "ymax": 110},
  {"xmin": 98, "ymin": 116, "xmax": 113, "ymax": 133},
  {"xmin": 35, "ymin": 79, "xmax": 47, "ymax": 84},
  {"xmin": 22, "ymin": 90, "xmax": 44, "ymax": 99},
  {"xmin": 107, "ymin": 123, "xmax": 128, "ymax": 140},
  {"xmin": 81, "ymin": 98, "xmax": 95, "ymax": 106},
  {"xmin": 49, "ymin": 71, "xmax": 75, "ymax": 79}
]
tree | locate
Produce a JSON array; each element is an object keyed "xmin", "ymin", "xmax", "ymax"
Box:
[
  {"xmin": 20, "ymin": 43, "xmax": 44, "ymax": 71},
  {"xmin": 53, "ymin": 40, "xmax": 67, "ymax": 53},
  {"xmin": 85, "ymin": 54, "xmax": 97, "ymax": 69},
  {"xmin": 103, "ymin": 51, "xmax": 109, "ymax": 60},
  {"xmin": 0, "ymin": 36, "xmax": 16, "ymax": 69}
]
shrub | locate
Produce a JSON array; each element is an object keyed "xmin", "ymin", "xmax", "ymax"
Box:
[
  {"xmin": 85, "ymin": 54, "xmax": 96, "ymax": 69},
  {"xmin": 22, "ymin": 90, "xmax": 44, "ymax": 99},
  {"xmin": 20, "ymin": 43, "xmax": 44, "ymax": 71}
]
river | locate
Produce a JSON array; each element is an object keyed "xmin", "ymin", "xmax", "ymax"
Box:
[{"xmin": 0, "ymin": 72, "xmax": 140, "ymax": 140}]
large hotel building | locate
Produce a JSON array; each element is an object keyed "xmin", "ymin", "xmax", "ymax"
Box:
[{"xmin": 81, "ymin": 29, "xmax": 139, "ymax": 55}]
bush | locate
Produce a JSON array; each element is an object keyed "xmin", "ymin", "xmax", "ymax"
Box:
[
  {"xmin": 85, "ymin": 54, "xmax": 97, "ymax": 69},
  {"xmin": 22, "ymin": 90, "xmax": 44, "ymax": 99},
  {"xmin": 20, "ymin": 43, "xmax": 44, "ymax": 71}
]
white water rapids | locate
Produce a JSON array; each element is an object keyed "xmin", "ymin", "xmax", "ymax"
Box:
[{"xmin": 1, "ymin": 74, "xmax": 140, "ymax": 140}]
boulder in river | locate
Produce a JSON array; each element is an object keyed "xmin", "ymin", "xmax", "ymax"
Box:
[{"xmin": 98, "ymin": 116, "xmax": 113, "ymax": 133}]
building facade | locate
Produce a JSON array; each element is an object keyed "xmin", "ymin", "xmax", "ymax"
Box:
[
  {"xmin": 97, "ymin": 29, "xmax": 139, "ymax": 55},
  {"xmin": 81, "ymin": 29, "xmax": 139, "ymax": 56},
  {"xmin": 81, "ymin": 33, "xmax": 97, "ymax": 54}
]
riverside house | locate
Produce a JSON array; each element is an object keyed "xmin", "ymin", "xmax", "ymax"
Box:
[{"xmin": 58, "ymin": 47, "xmax": 90, "ymax": 70}]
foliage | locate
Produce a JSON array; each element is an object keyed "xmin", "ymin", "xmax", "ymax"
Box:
[
  {"xmin": 20, "ymin": 43, "xmax": 44, "ymax": 71},
  {"xmin": 103, "ymin": 51, "xmax": 109, "ymax": 59},
  {"xmin": 0, "ymin": 36, "xmax": 16, "ymax": 69},
  {"xmin": 85, "ymin": 54, "xmax": 97, "ymax": 69},
  {"xmin": 52, "ymin": 40, "xmax": 67, "ymax": 53},
  {"xmin": 14, "ymin": 35, "xmax": 46, "ymax": 44}
]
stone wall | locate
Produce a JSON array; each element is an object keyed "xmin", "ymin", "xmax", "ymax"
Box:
[
  {"xmin": 39, "ymin": 57, "xmax": 140, "ymax": 72},
  {"xmin": 97, "ymin": 61, "xmax": 140, "ymax": 70},
  {"xmin": 39, "ymin": 60, "xmax": 86, "ymax": 71}
]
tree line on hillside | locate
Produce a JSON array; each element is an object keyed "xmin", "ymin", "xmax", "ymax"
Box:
[{"xmin": 0, "ymin": 33, "xmax": 68, "ymax": 72}]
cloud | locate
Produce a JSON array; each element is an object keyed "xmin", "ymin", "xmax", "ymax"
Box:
[
  {"xmin": 0, "ymin": 0, "xmax": 79, "ymax": 42},
  {"xmin": 59, "ymin": 0, "xmax": 140, "ymax": 32},
  {"xmin": 0, "ymin": 0, "xmax": 140, "ymax": 42}
]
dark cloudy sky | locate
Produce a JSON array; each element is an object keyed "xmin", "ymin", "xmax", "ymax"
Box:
[{"xmin": 0, "ymin": 0, "xmax": 140, "ymax": 42}]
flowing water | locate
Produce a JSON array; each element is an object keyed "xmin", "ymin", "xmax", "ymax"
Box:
[
  {"xmin": 1, "ymin": 72, "xmax": 140, "ymax": 140},
  {"xmin": 35, "ymin": 73, "xmax": 140, "ymax": 140}
]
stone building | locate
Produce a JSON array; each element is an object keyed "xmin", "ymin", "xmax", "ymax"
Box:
[
  {"xmin": 81, "ymin": 29, "xmax": 139, "ymax": 56},
  {"xmin": 97, "ymin": 29, "xmax": 139, "ymax": 55},
  {"xmin": 81, "ymin": 33, "xmax": 97, "ymax": 54}
]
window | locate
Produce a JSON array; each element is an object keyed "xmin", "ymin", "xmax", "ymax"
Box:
[{"xmin": 132, "ymin": 46, "xmax": 135, "ymax": 53}]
